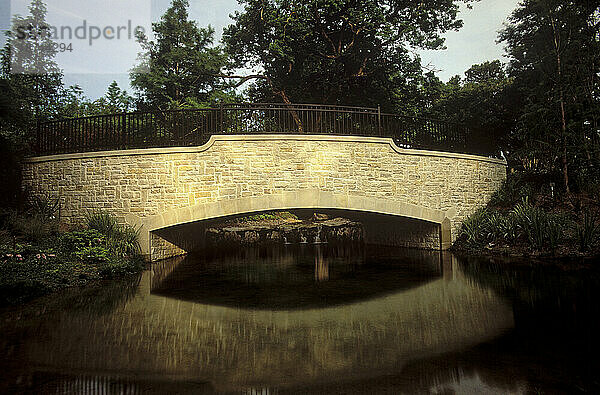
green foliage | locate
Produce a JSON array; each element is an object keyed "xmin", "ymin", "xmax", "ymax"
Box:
[
  {"xmin": 577, "ymin": 209, "xmax": 599, "ymax": 252},
  {"xmin": 86, "ymin": 211, "xmax": 119, "ymax": 238},
  {"xmin": 86, "ymin": 211, "xmax": 141, "ymax": 257},
  {"xmin": 459, "ymin": 208, "xmax": 519, "ymax": 248},
  {"xmin": 458, "ymin": 198, "xmax": 568, "ymax": 253},
  {"xmin": 4, "ymin": 212, "xmax": 58, "ymax": 243},
  {"xmin": 27, "ymin": 194, "xmax": 60, "ymax": 218},
  {"xmin": 488, "ymin": 173, "xmax": 535, "ymax": 208},
  {"xmin": 0, "ymin": 210, "xmax": 145, "ymax": 306},
  {"xmin": 519, "ymin": 207, "xmax": 561, "ymax": 251},
  {"xmin": 238, "ymin": 211, "xmax": 299, "ymax": 223},
  {"xmin": 459, "ymin": 209, "xmax": 490, "ymax": 247},
  {"xmin": 224, "ymin": 0, "xmax": 476, "ymax": 112},
  {"xmin": 131, "ymin": 0, "xmax": 232, "ymax": 109},
  {"xmin": 423, "ymin": 61, "xmax": 516, "ymax": 155},
  {"xmin": 498, "ymin": 0, "xmax": 600, "ymax": 190},
  {"xmin": 0, "ymin": 193, "xmax": 62, "ymax": 243},
  {"xmin": 1, "ymin": 0, "xmax": 64, "ymax": 126},
  {"xmin": 59, "ymin": 229, "xmax": 108, "ymax": 263}
]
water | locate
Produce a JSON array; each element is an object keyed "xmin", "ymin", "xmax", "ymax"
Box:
[{"xmin": 1, "ymin": 245, "xmax": 600, "ymax": 394}]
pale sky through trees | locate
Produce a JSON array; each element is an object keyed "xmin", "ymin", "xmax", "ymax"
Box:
[{"xmin": 1, "ymin": 0, "xmax": 521, "ymax": 99}]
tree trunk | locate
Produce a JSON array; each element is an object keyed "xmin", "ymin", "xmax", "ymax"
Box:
[
  {"xmin": 551, "ymin": 17, "xmax": 570, "ymax": 193},
  {"xmin": 275, "ymin": 90, "xmax": 304, "ymax": 133},
  {"xmin": 560, "ymin": 95, "xmax": 569, "ymax": 193}
]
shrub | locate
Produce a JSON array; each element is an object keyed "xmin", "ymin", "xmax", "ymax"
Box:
[
  {"xmin": 239, "ymin": 211, "xmax": 298, "ymax": 223},
  {"xmin": 489, "ymin": 174, "xmax": 535, "ymax": 208},
  {"xmin": 458, "ymin": 198, "xmax": 568, "ymax": 253},
  {"xmin": 459, "ymin": 209, "xmax": 489, "ymax": 247},
  {"xmin": 458, "ymin": 209, "xmax": 520, "ymax": 248},
  {"xmin": 27, "ymin": 194, "xmax": 60, "ymax": 219},
  {"xmin": 86, "ymin": 211, "xmax": 119, "ymax": 238},
  {"xmin": 107, "ymin": 225, "xmax": 141, "ymax": 257},
  {"xmin": 59, "ymin": 229, "xmax": 110, "ymax": 263},
  {"xmin": 4, "ymin": 211, "xmax": 58, "ymax": 243},
  {"xmin": 577, "ymin": 209, "xmax": 599, "ymax": 252},
  {"xmin": 0, "ymin": 211, "xmax": 145, "ymax": 306},
  {"xmin": 511, "ymin": 199, "xmax": 564, "ymax": 252},
  {"xmin": 86, "ymin": 211, "xmax": 141, "ymax": 257}
]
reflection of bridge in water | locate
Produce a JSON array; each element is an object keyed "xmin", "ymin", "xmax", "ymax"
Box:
[{"xmin": 13, "ymin": 249, "xmax": 513, "ymax": 393}]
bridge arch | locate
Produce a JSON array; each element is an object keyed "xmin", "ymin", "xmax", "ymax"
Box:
[{"xmin": 125, "ymin": 189, "xmax": 454, "ymax": 260}]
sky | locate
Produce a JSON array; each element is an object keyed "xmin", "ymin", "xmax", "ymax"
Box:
[{"xmin": 1, "ymin": 0, "xmax": 521, "ymax": 99}]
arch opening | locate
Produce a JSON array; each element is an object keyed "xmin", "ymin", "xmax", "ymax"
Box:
[
  {"xmin": 122, "ymin": 190, "xmax": 454, "ymax": 261},
  {"xmin": 144, "ymin": 207, "xmax": 451, "ymax": 262}
]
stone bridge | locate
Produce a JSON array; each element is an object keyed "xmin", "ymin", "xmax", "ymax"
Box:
[{"xmin": 23, "ymin": 134, "xmax": 506, "ymax": 260}]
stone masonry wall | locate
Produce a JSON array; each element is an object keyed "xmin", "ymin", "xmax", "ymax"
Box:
[{"xmin": 22, "ymin": 135, "xmax": 506, "ymax": 258}]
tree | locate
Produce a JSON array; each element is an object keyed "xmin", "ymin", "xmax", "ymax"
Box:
[
  {"xmin": 130, "ymin": 0, "xmax": 231, "ymax": 109},
  {"xmin": 499, "ymin": 0, "xmax": 600, "ymax": 192},
  {"xmin": 99, "ymin": 81, "xmax": 133, "ymax": 113},
  {"xmin": 223, "ymin": 0, "xmax": 477, "ymax": 112},
  {"xmin": 2, "ymin": 0, "xmax": 63, "ymax": 123},
  {"xmin": 424, "ymin": 61, "xmax": 517, "ymax": 156},
  {"xmin": 464, "ymin": 60, "xmax": 506, "ymax": 84}
]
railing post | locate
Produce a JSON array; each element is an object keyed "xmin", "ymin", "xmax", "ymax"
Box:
[{"xmin": 377, "ymin": 105, "xmax": 382, "ymax": 136}]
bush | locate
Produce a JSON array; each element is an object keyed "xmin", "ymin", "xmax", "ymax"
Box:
[
  {"xmin": 239, "ymin": 211, "xmax": 299, "ymax": 223},
  {"xmin": 0, "ymin": 211, "xmax": 146, "ymax": 306},
  {"xmin": 458, "ymin": 209, "xmax": 520, "ymax": 248},
  {"xmin": 59, "ymin": 229, "xmax": 111, "ymax": 263},
  {"xmin": 511, "ymin": 200, "xmax": 566, "ymax": 251},
  {"xmin": 577, "ymin": 209, "xmax": 599, "ymax": 252},
  {"xmin": 489, "ymin": 174, "xmax": 535, "ymax": 208},
  {"xmin": 458, "ymin": 209, "xmax": 489, "ymax": 247},
  {"xmin": 3, "ymin": 211, "xmax": 58, "ymax": 243},
  {"xmin": 86, "ymin": 211, "xmax": 119, "ymax": 237},
  {"xmin": 27, "ymin": 194, "xmax": 60, "ymax": 219},
  {"xmin": 458, "ymin": 198, "xmax": 568, "ymax": 254},
  {"xmin": 86, "ymin": 211, "xmax": 141, "ymax": 257}
]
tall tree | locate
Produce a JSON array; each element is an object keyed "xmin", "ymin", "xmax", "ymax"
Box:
[
  {"xmin": 3, "ymin": 0, "xmax": 63, "ymax": 123},
  {"xmin": 130, "ymin": 0, "xmax": 230, "ymax": 109},
  {"xmin": 0, "ymin": 0, "xmax": 65, "ymax": 205},
  {"xmin": 499, "ymin": 0, "xmax": 600, "ymax": 192},
  {"xmin": 223, "ymin": 0, "xmax": 477, "ymax": 112},
  {"xmin": 102, "ymin": 81, "xmax": 133, "ymax": 113}
]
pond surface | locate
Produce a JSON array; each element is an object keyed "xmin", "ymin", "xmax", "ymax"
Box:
[{"xmin": 1, "ymin": 245, "xmax": 600, "ymax": 394}]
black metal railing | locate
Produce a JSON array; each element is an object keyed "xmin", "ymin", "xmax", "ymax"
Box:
[{"xmin": 35, "ymin": 103, "xmax": 497, "ymax": 157}]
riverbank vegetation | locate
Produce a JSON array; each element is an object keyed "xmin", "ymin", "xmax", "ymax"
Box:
[
  {"xmin": 0, "ymin": 201, "xmax": 145, "ymax": 306},
  {"xmin": 454, "ymin": 173, "xmax": 600, "ymax": 258}
]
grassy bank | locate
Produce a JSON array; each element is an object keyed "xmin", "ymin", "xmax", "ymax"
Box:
[
  {"xmin": 0, "ymin": 202, "xmax": 146, "ymax": 306},
  {"xmin": 453, "ymin": 173, "xmax": 600, "ymax": 258}
]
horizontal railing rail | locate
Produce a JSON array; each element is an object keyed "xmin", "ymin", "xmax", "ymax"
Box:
[{"xmin": 34, "ymin": 103, "xmax": 498, "ymax": 157}]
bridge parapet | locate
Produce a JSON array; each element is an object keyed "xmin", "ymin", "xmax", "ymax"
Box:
[{"xmin": 23, "ymin": 134, "xmax": 506, "ymax": 260}]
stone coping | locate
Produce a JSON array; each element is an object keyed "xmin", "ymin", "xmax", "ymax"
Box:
[{"xmin": 25, "ymin": 134, "xmax": 507, "ymax": 166}]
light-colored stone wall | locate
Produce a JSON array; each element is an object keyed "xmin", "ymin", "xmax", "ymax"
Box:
[{"xmin": 22, "ymin": 134, "xmax": 506, "ymax": 259}]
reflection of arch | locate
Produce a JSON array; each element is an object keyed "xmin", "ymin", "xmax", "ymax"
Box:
[
  {"xmin": 125, "ymin": 189, "xmax": 455, "ymax": 258},
  {"xmin": 149, "ymin": 246, "xmax": 442, "ymax": 309},
  {"xmin": 17, "ymin": 254, "xmax": 514, "ymax": 392}
]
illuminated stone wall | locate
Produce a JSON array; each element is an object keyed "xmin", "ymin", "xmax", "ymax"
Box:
[{"xmin": 22, "ymin": 135, "xmax": 506, "ymax": 259}]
